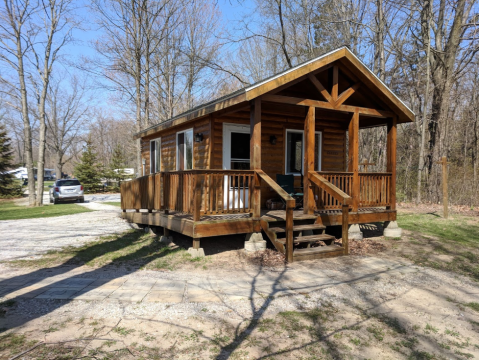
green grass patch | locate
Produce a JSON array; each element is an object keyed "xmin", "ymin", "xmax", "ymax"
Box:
[
  {"xmin": 397, "ymin": 213, "xmax": 479, "ymax": 281},
  {"xmin": 43, "ymin": 180, "xmax": 55, "ymax": 191},
  {"xmin": 103, "ymin": 202, "xmax": 121, "ymax": 207},
  {"xmin": 398, "ymin": 213, "xmax": 479, "ymax": 247},
  {"xmin": 0, "ymin": 201, "xmax": 92, "ymax": 221},
  {"xmin": 0, "ymin": 333, "xmax": 37, "ymax": 356},
  {"xmin": 464, "ymin": 302, "xmax": 479, "ymax": 312},
  {"xmin": 6, "ymin": 230, "xmax": 207, "ymax": 271}
]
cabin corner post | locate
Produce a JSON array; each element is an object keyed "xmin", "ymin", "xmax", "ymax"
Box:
[
  {"xmin": 304, "ymin": 106, "xmax": 315, "ymax": 214},
  {"xmin": 250, "ymin": 98, "xmax": 261, "ymax": 219},
  {"xmin": 348, "ymin": 109, "xmax": 360, "ymax": 212},
  {"xmin": 387, "ymin": 116, "xmax": 397, "ymax": 210}
]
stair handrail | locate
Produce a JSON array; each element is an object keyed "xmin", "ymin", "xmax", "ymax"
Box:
[
  {"xmin": 308, "ymin": 171, "xmax": 351, "ymax": 254},
  {"xmin": 308, "ymin": 171, "xmax": 352, "ymax": 205},
  {"xmin": 256, "ymin": 170, "xmax": 295, "ymax": 262}
]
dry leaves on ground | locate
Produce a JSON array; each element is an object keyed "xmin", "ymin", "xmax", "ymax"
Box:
[
  {"xmin": 336, "ymin": 238, "xmax": 388, "ymax": 256},
  {"xmin": 248, "ymin": 249, "xmax": 286, "ymax": 267}
]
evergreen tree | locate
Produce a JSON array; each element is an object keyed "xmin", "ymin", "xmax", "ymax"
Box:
[
  {"xmin": 74, "ymin": 137, "xmax": 103, "ymax": 192},
  {"xmin": 0, "ymin": 125, "xmax": 22, "ymax": 197},
  {"xmin": 107, "ymin": 144, "xmax": 129, "ymax": 190}
]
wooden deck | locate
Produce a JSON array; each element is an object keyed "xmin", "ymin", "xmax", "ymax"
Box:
[{"xmin": 122, "ymin": 206, "xmax": 396, "ymax": 238}]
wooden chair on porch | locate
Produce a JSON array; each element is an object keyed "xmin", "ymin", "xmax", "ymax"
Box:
[{"xmin": 276, "ymin": 174, "xmax": 304, "ymax": 209}]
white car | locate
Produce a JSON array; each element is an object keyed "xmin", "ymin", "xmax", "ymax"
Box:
[{"xmin": 49, "ymin": 179, "xmax": 84, "ymax": 204}]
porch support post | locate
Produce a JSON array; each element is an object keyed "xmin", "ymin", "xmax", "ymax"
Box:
[
  {"xmin": 250, "ymin": 98, "xmax": 261, "ymax": 220},
  {"xmin": 348, "ymin": 109, "xmax": 360, "ymax": 212},
  {"xmin": 304, "ymin": 106, "xmax": 315, "ymax": 214},
  {"xmin": 387, "ymin": 116, "xmax": 397, "ymax": 210}
]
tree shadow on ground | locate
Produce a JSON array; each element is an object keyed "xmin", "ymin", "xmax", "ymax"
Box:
[{"xmin": 0, "ymin": 229, "xmax": 194, "ymax": 333}]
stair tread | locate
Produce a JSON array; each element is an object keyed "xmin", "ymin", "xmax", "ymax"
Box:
[
  {"xmin": 276, "ymin": 234, "xmax": 335, "ymax": 244},
  {"xmin": 293, "ymin": 244, "xmax": 342, "ymax": 254},
  {"xmin": 269, "ymin": 224, "xmax": 326, "ymax": 233}
]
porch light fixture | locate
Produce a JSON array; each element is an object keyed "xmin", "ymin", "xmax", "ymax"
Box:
[
  {"xmin": 269, "ymin": 135, "xmax": 277, "ymax": 145},
  {"xmin": 195, "ymin": 133, "xmax": 203, "ymax": 142}
]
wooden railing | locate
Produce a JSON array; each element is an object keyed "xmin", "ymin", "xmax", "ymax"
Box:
[
  {"xmin": 308, "ymin": 171, "xmax": 351, "ymax": 254},
  {"xmin": 312, "ymin": 171, "xmax": 392, "ymax": 210},
  {"xmin": 120, "ymin": 170, "xmax": 255, "ymax": 220},
  {"xmin": 256, "ymin": 170, "xmax": 295, "ymax": 262},
  {"xmin": 359, "ymin": 173, "xmax": 391, "ymax": 207}
]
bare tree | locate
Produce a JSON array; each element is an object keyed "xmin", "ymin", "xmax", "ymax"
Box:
[
  {"xmin": 30, "ymin": 0, "xmax": 78, "ymax": 206},
  {"xmin": 45, "ymin": 74, "xmax": 90, "ymax": 179},
  {"xmin": 0, "ymin": 0, "xmax": 38, "ymax": 205},
  {"xmin": 89, "ymin": 0, "xmax": 181, "ymax": 176}
]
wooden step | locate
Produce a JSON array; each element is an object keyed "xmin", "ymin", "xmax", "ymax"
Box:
[
  {"xmin": 293, "ymin": 244, "xmax": 343, "ymax": 254},
  {"xmin": 293, "ymin": 244, "xmax": 345, "ymax": 260},
  {"xmin": 276, "ymin": 234, "xmax": 335, "ymax": 245},
  {"xmin": 268, "ymin": 224, "xmax": 326, "ymax": 233}
]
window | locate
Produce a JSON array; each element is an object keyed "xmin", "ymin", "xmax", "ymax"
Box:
[
  {"xmin": 150, "ymin": 138, "xmax": 161, "ymax": 173},
  {"xmin": 176, "ymin": 129, "xmax": 193, "ymax": 170},
  {"xmin": 285, "ymin": 130, "xmax": 322, "ymax": 175},
  {"xmin": 57, "ymin": 179, "xmax": 81, "ymax": 186}
]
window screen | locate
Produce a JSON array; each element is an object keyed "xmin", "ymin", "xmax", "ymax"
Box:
[{"xmin": 177, "ymin": 129, "xmax": 193, "ymax": 170}]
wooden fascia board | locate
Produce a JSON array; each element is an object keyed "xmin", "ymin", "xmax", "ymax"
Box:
[
  {"xmin": 341, "ymin": 52, "xmax": 414, "ymax": 123},
  {"xmin": 244, "ymin": 48, "xmax": 347, "ymax": 100},
  {"xmin": 134, "ymin": 93, "xmax": 248, "ymax": 139},
  {"xmin": 262, "ymin": 94, "xmax": 394, "ymax": 118}
]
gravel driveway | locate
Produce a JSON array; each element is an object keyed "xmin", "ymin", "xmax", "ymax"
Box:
[{"xmin": 0, "ymin": 200, "xmax": 132, "ymax": 261}]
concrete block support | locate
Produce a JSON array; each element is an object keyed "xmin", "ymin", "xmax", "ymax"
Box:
[
  {"xmin": 348, "ymin": 224, "xmax": 363, "ymax": 241},
  {"xmin": 159, "ymin": 236, "xmax": 172, "ymax": 244},
  {"xmin": 244, "ymin": 232, "xmax": 267, "ymax": 252},
  {"xmin": 383, "ymin": 221, "xmax": 402, "ymax": 238},
  {"xmin": 188, "ymin": 248, "xmax": 205, "ymax": 258}
]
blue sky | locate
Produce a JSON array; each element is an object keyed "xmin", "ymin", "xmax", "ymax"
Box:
[{"xmin": 61, "ymin": 0, "xmax": 256, "ymax": 117}]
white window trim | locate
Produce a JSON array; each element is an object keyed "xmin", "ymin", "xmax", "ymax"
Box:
[
  {"xmin": 284, "ymin": 129, "xmax": 322, "ymax": 175},
  {"xmin": 150, "ymin": 137, "xmax": 161, "ymax": 174},
  {"xmin": 176, "ymin": 128, "xmax": 194, "ymax": 170}
]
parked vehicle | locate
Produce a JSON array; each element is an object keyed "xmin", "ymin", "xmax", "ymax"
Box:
[{"xmin": 49, "ymin": 179, "xmax": 84, "ymax": 204}]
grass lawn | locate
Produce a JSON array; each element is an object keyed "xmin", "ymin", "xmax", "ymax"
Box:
[
  {"xmin": 43, "ymin": 180, "xmax": 55, "ymax": 191},
  {"xmin": 7, "ymin": 230, "xmax": 207, "ymax": 270},
  {"xmin": 103, "ymin": 201, "xmax": 121, "ymax": 207},
  {"xmin": 397, "ymin": 212, "xmax": 479, "ymax": 281},
  {"xmin": 0, "ymin": 201, "xmax": 93, "ymax": 221}
]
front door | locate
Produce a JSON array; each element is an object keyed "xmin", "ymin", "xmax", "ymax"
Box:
[{"xmin": 223, "ymin": 124, "xmax": 250, "ymax": 209}]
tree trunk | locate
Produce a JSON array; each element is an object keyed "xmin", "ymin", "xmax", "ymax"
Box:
[
  {"xmin": 16, "ymin": 27, "xmax": 36, "ymax": 206},
  {"xmin": 416, "ymin": 0, "xmax": 433, "ymax": 204}
]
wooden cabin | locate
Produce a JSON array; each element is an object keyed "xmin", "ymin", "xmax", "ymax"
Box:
[{"xmin": 120, "ymin": 47, "xmax": 414, "ymax": 262}]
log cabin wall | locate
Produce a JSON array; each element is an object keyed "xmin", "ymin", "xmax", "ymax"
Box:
[
  {"xmin": 140, "ymin": 107, "xmax": 345, "ymax": 207},
  {"xmin": 213, "ymin": 108, "xmax": 347, "ymax": 206},
  {"xmin": 141, "ymin": 116, "xmax": 212, "ymax": 175}
]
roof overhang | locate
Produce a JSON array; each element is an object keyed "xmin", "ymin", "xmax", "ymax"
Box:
[{"xmin": 134, "ymin": 47, "xmax": 414, "ymax": 140}]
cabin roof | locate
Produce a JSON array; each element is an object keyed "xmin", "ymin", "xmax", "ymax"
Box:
[{"xmin": 135, "ymin": 46, "xmax": 415, "ymax": 139}]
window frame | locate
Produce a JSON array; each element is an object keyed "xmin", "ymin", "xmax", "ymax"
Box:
[
  {"xmin": 284, "ymin": 129, "xmax": 322, "ymax": 175},
  {"xmin": 176, "ymin": 128, "xmax": 194, "ymax": 170},
  {"xmin": 150, "ymin": 137, "xmax": 161, "ymax": 174}
]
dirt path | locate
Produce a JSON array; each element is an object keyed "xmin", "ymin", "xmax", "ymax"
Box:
[
  {"xmin": 0, "ymin": 201, "xmax": 132, "ymax": 261},
  {"xmin": 1, "ymin": 205, "xmax": 479, "ymax": 359},
  {"xmin": 1, "ymin": 254, "xmax": 478, "ymax": 359}
]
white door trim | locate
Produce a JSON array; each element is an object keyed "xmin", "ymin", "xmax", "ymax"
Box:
[
  {"xmin": 222, "ymin": 123, "xmax": 250, "ymax": 170},
  {"xmin": 222, "ymin": 123, "xmax": 250, "ymax": 209}
]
